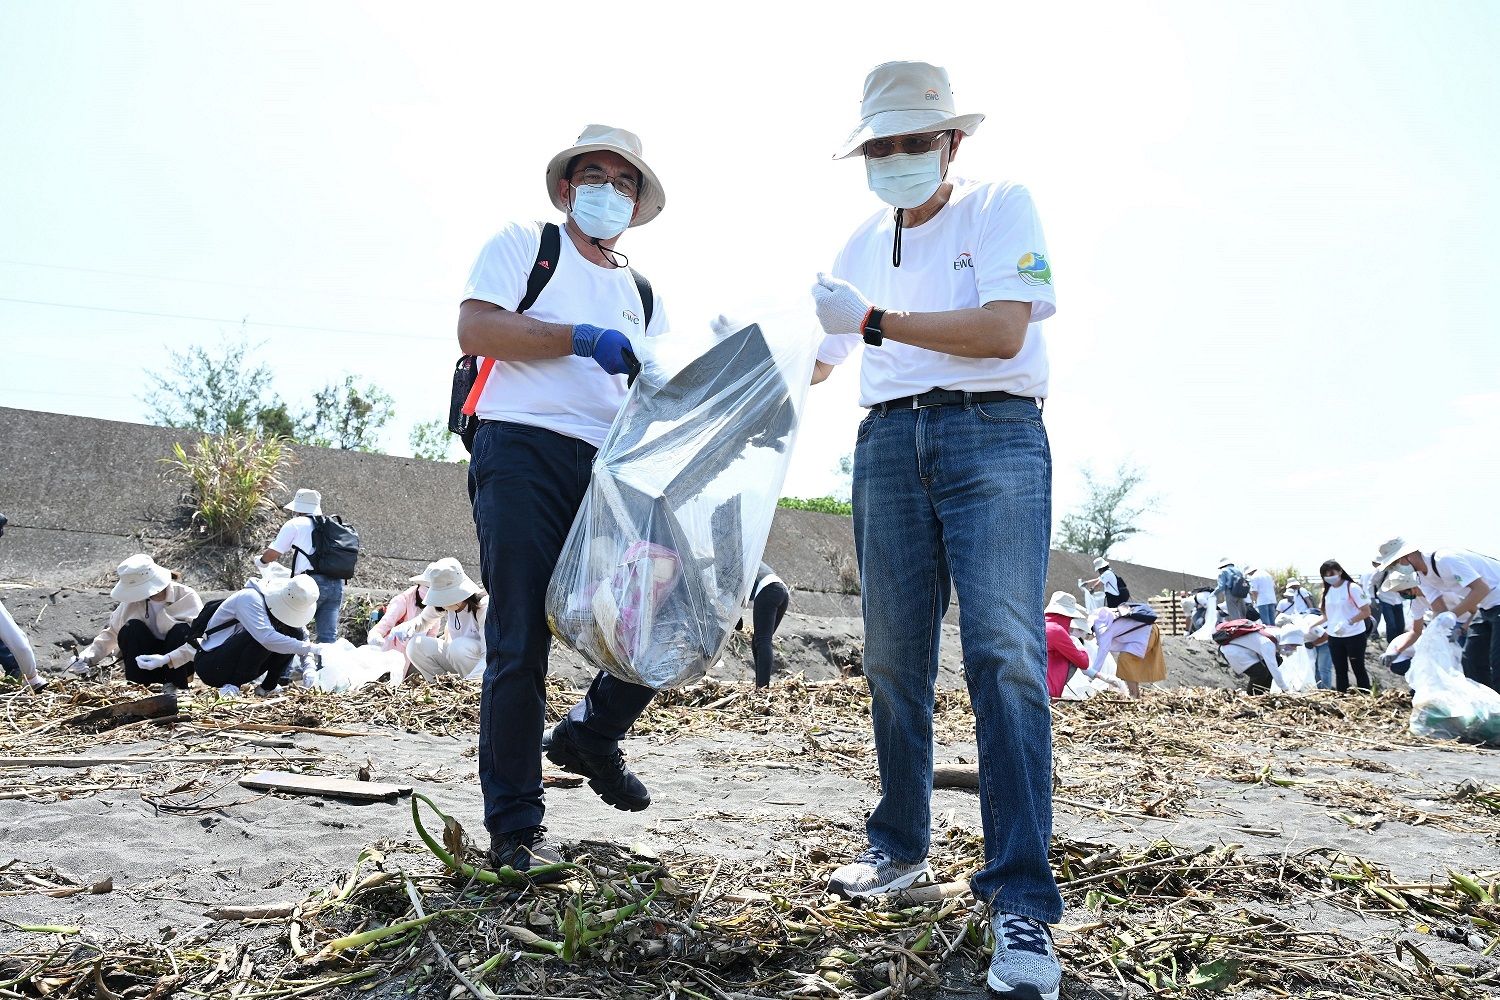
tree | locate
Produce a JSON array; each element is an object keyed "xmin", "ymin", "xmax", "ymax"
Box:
[
  {"xmin": 409, "ymin": 418, "xmax": 455, "ymax": 462},
  {"xmin": 298, "ymin": 375, "xmax": 395, "ymax": 452},
  {"xmin": 1056, "ymin": 463, "xmax": 1152, "ymax": 559},
  {"xmin": 142, "ymin": 335, "xmax": 288, "ymax": 437}
]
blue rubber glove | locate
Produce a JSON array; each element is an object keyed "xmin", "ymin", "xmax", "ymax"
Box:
[{"xmin": 572, "ymin": 324, "xmax": 639, "ymax": 377}]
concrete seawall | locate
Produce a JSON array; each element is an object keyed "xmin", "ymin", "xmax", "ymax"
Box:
[{"xmin": 0, "ymin": 406, "xmax": 1210, "ymax": 609}]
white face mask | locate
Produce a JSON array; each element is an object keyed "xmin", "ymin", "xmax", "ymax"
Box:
[
  {"xmin": 570, "ymin": 182, "xmax": 634, "ymax": 240},
  {"xmin": 865, "ymin": 148, "xmax": 945, "ymax": 209},
  {"xmin": 1323, "ymin": 574, "xmax": 1342, "ymax": 586}
]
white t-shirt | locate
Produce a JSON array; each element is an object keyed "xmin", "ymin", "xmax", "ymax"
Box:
[
  {"xmin": 1419, "ymin": 549, "xmax": 1500, "ymax": 612},
  {"xmin": 272, "ymin": 516, "xmax": 315, "ymax": 575},
  {"xmin": 462, "ymin": 220, "xmax": 668, "ymax": 448},
  {"xmin": 1323, "ymin": 581, "xmax": 1370, "ymax": 637},
  {"xmin": 1249, "ymin": 570, "xmax": 1276, "ymax": 606},
  {"xmin": 817, "ymin": 179, "xmax": 1055, "ymax": 407},
  {"xmin": 1098, "ymin": 569, "xmax": 1119, "ymax": 597}
]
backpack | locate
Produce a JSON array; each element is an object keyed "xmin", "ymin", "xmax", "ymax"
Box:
[
  {"xmin": 449, "ymin": 222, "xmax": 655, "ymax": 453},
  {"xmin": 295, "ymin": 515, "xmax": 360, "ymax": 580},
  {"xmin": 1212, "ymin": 619, "xmax": 1265, "ymax": 645},
  {"xmin": 188, "ymin": 598, "xmax": 233, "ymax": 650},
  {"xmin": 1119, "ymin": 602, "xmax": 1156, "ymax": 624},
  {"xmin": 1113, "ymin": 571, "xmax": 1131, "ymax": 602},
  {"xmin": 1226, "ymin": 568, "xmax": 1251, "ymax": 600}
]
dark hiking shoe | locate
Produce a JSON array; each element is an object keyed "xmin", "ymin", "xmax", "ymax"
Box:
[
  {"xmin": 489, "ymin": 825, "xmax": 567, "ymax": 883},
  {"xmin": 543, "ymin": 720, "xmax": 651, "ymax": 811}
]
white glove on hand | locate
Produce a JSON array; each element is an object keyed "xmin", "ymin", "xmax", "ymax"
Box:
[
  {"xmin": 134, "ymin": 653, "xmax": 170, "ymax": 672},
  {"xmin": 710, "ymin": 314, "xmax": 740, "ymax": 339},
  {"xmin": 218, "ymin": 684, "xmax": 241, "ymax": 698},
  {"xmin": 811, "ymin": 273, "xmax": 874, "ymax": 337},
  {"xmin": 1107, "ymin": 676, "xmax": 1131, "ymax": 695},
  {"xmin": 392, "ymin": 622, "xmax": 417, "ymax": 643}
]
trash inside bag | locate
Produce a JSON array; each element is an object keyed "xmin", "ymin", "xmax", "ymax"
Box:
[
  {"xmin": 547, "ymin": 317, "xmax": 816, "ymax": 690},
  {"xmin": 1407, "ymin": 613, "xmax": 1500, "ymax": 747},
  {"xmin": 313, "ymin": 639, "xmax": 406, "ymax": 693}
]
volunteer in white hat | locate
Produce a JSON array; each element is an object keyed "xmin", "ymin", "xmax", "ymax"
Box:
[
  {"xmin": 367, "ymin": 576, "xmax": 442, "ymax": 662},
  {"xmin": 1082, "ymin": 557, "xmax": 1125, "ymax": 609},
  {"xmin": 1278, "ymin": 579, "xmax": 1317, "ymax": 616},
  {"xmin": 1214, "ymin": 559, "xmax": 1251, "ymax": 621},
  {"xmin": 1043, "ymin": 592, "xmax": 1090, "ymax": 698},
  {"xmin": 140, "ymin": 574, "xmax": 320, "ymax": 697},
  {"xmin": 257, "ymin": 488, "xmax": 348, "ymax": 644},
  {"xmin": 455, "ymin": 124, "xmax": 670, "ymax": 880},
  {"xmin": 808, "ymin": 61, "xmax": 1063, "ymax": 998},
  {"xmin": 1374, "ymin": 537, "xmax": 1500, "ymax": 692},
  {"xmin": 393, "ymin": 560, "xmax": 488, "ymax": 681},
  {"xmin": 68, "ymin": 554, "xmax": 203, "ymax": 694},
  {"xmin": 0, "ymin": 513, "xmax": 47, "ymax": 690},
  {"xmin": 1246, "ymin": 566, "xmax": 1278, "ymax": 625}
]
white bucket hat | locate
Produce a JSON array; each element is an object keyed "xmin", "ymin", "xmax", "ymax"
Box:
[
  {"xmin": 284, "ymin": 489, "xmax": 323, "ymax": 516},
  {"xmin": 409, "ymin": 557, "xmax": 463, "ymax": 588},
  {"xmin": 1373, "ymin": 536, "xmax": 1420, "ymax": 573},
  {"xmin": 1045, "ymin": 592, "xmax": 1087, "ymax": 619},
  {"xmin": 545, "ymin": 124, "xmax": 666, "ymax": 228},
  {"xmin": 1217, "ymin": 557, "xmax": 1234, "ymax": 569},
  {"xmin": 423, "ymin": 561, "xmax": 481, "ymax": 608},
  {"xmin": 1092, "ymin": 557, "xmax": 1109, "ymax": 571},
  {"xmin": 111, "ymin": 553, "xmax": 172, "ymax": 603},
  {"xmin": 834, "ymin": 61, "xmax": 985, "ymax": 160},
  {"xmin": 264, "ymin": 575, "xmax": 319, "ymax": 629},
  {"xmin": 1381, "ymin": 568, "xmax": 1420, "ymax": 594}
]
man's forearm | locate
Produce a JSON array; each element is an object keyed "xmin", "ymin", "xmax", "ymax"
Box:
[
  {"xmin": 881, "ymin": 302, "xmax": 1030, "ymax": 360},
  {"xmin": 457, "ymin": 303, "xmax": 576, "ymax": 362}
]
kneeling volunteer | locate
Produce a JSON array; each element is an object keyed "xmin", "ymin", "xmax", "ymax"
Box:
[
  {"xmin": 139, "ymin": 575, "xmax": 319, "ymax": 696},
  {"xmin": 69, "ymin": 554, "xmax": 202, "ymax": 693},
  {"xmin": 395, "ymin": 559, "xmax": 488, "ymax": 681}
]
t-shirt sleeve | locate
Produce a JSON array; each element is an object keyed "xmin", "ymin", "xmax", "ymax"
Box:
[
  {"xmin": 644, "ymin": 289, "xmax": 669, "ymax": 338},
  {"xmin": 1437, "ymin": 552, "xmax": 1482, "ymax": 589},
  {"xmin": 974, "ymin": 183, "xmax": 1055, "ymax": 322},
  {"xmin": 1350, "ymin": 583, "xmax": 1370, "ymax": 609},
  {"xmin": 817, "ymin": 242, "xmax": 861, "ymax": 367},
  {"xmin": 271, "ymin": 519, "xmax": 298, "ymax": 555},
  {"xmin": 462, "ymin": 221, "xmax": 544, "ymax": 310}
]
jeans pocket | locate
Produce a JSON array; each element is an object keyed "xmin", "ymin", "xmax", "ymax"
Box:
[
  {"xmin": 855, "ymin": 410, "xmax": 878, "ymax": 443},
  {"xmin": 974, "ymin": 399, "xmax": 1043, "ymax": 424}
]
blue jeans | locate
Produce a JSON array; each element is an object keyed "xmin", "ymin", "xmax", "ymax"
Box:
[
  {"xmin": 1314, "ymin": 643, "xmax": 1334, "ymax": 690},
  {"xmin": 469, "ymin": 421, "xmax": 656, "ymax": 837},
  {"xmin": 310, "ymin": 573, "xmax": 345, "ymax": 644},
  {"xmin": 853, "ymin": 398, "xmax": 1062, "ymax": 924},
  {"xmin": 1257, "ymin": 603, "xmax": 1277, "ymax": 625},
  {"xmin": 1378, "ymin": 602, "xmax": 1405, "ymax": 642},
  {"xmin": 0, "ymin": 638, "xmax": 18, "ymax": 678}
]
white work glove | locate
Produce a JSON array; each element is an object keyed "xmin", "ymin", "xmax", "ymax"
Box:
[
  {"xmin": 365, "ymin": 629, "xmax": 383, "ymax": 648},
  {"xmin": 709, "ymin": 314, "xmax": 741, "ymax": 339},
  {"xmin": 1107, "ymin": 676, "xmax": 1130, "ymax": 695},
  {"xmin": 391, "ymin": 621, "xmax": 418, "ymax": 643},
  {"xmin": 218, "ymin": 684, "xmax": 241, "ymax": 698},
  {"xmin": 134, "ymin": 653, "xmax": 171, "ymax": 672},
  {"xmin": 811, "ymin": 273, "xmax": 875, "ymax": 338},
  {"xmin": 65, "ymin": 655, "xmax": 92, "ymax": 675}
]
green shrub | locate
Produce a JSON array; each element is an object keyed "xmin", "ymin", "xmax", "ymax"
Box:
[
  {"xmin": 778, "ymin": 496, "xmax": 853, "ymax": 517},
  {"xmin": 164, "ymin": 430, "xmax": 290, "ymax": 547}
]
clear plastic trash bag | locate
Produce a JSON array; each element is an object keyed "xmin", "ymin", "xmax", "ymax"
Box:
[
  {"xmin": 1408, "ymin": 613, "xmax": 1500, "ymax": 746},
  {"xmin": 1271, "ymin": 613, "xmax": 1321, "ymax": 693},
  {"xmin": 547, "ymin": 316, "xmax": 816, "ymax": 689},
  {"xmin": 312, "ymin": 638, "xmax": 406, "ymax": 693}
]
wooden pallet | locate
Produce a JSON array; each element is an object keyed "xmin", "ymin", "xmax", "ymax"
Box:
[{"xmin": 1148, "ymin": 594, "xmax": 1191, "ymax": 636}]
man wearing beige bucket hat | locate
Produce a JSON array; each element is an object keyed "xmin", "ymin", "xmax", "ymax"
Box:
[
  {"xmin": 1374, "ymin": 537, "xmax": 1500, "ymax": 691},
  {"xmin": 143, "ymin": 574, "xmax": 321, "ymax": 697},
  {"xmin": 809, "ymin": 61, "xmax": 1064, "ymax": 997},
  {"xmin": 68, "ymin": 554, "xmax": 203, "ymax": 694},
  {"xmin": 455, "ymin": 125, "xmax": 670, "ymax": 879}
]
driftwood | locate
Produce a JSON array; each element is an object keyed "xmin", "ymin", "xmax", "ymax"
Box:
[
  {"xmin": 0, "ymin": 754, "xmax": 321, "ymax": 769},
  {"xmin": 58, "ymin": 694, "xmax": 178, "ymax": 732},
  {"xmin": 238, "ymin": 771, "xmax": 412, "ymax": 802},
  {"xmin": 932, "ymin": 763, "xmax": 980, "ymax": 789},
  {"xmin": 205, "ymin": 903, "xmax": 297, "ymax": 921}
]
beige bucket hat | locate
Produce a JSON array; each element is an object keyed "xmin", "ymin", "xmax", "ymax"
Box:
[
  {"xmin": 545, "ymin": 124, "xmax": 666, "ymax": 227},
  {"xmin": 265, "ymin": 575, "xmax": 319, "ymax": 629},
  {"xmin": 1092, "ymin": 557, "xmax": 1109, "ymax": 571},
  {"xmin": 1381, "ymin": 568, "xmax": 1420, "ymax": 594},
  {"xmin": 423, "ymin": 561, "xmax": 482, "ymax": 608},
  {"xmin": 111, "ymin": 553, "xmax": 172, "ymax": 603},
  {"xmin": 284, "ymin": 489, "xmax": 323, "ymax": 516},
  {"xmin": 1045, "ymin": 592, "xmax": 1088, "ymax": 619},
  {"xmin": 834, "ymin": 61, "xmax": 985, "ymax": 160},
  {"xmin": 1373, "ymin": 536, "xmax": 1421, "ymax": 573}
]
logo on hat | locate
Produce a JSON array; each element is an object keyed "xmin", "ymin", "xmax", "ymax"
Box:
[
  {"xmin": 953, "ymin": 251, "xmax": 973, "ymax": 271},
  {"xmin": 924, "ymin": 88, "xmax": 940, "ymax": 101},
  {"xmin": 1017, "ymin": 251, "xmax": 1052, "ymax": 285},
  {"xmin": 622, "ymin": 309, "xmax": 639, "ymax": 325}
]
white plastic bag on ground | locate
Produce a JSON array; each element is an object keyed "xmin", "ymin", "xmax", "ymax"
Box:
[
  {"xmin": 1189, "ymin": 599, "xmax": 1220, "ymax": 642},
  {"xmin": 547, "ymin": 316, "xmax": 816, "ymax": 690},
  {"xmin": 1408, "ymin": 613, "xmax": 1500, "ymax": 746},
  {"xmin": 1272, "ymin": 613, "xmax": 1321, "ymax": 693},
  {"xmin": 313, "ymin": 639, "xmax": 406, "ymax": 693}
]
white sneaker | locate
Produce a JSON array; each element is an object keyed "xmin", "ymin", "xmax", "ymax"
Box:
[
  {"xmin": 218, "ymin": 684, "xmax": 241, "ymax": 698},
  {"xmin": 24, "ymin": 673, "xmax": 48, "ymax": 691},
  {"xmin": 988, "ymin": 913, "xmax": 1061, "ymax": 1000},
  {"xmin": 827, "ymin": 847, "xmax": 932, "ymax": 899}
]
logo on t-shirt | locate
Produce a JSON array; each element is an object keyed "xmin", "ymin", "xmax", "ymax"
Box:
[
  {"xmin": 1017, "ymin": 252, "xmax": 1052, "ymax": 285},
  {"xmin": 953, "ymin": 251, "xmax": 973, "ymax": 271},
  {"xmin": 622, "ymin": 308, "xmax": 640, "ymax": 326}
]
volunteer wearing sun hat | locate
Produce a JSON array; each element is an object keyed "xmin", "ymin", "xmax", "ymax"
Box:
[
  {"xmin": 257, "ymin": 488, "xmax": 345, "ymax": 644},
  {"xmin": 141, "ymin": 574, "xmax": 320, "ymax": 697},
  {"xmin": 68, "ymin": 554, "xmax": 203, "ymax": 693},
  {"xmin": 0, "ymin": 513, "xmax": 47, "ymax": 691},
  {"xmin": 808, "ymin": 61, "xmax": 1064, "ymax": 998},
  {"xmin": 1375, "ymin": 537, "xmax": 1500, "ymax": 692},
  {"xmin": 456, "ymin": 124, "xmax": 670, "ymax": 880},
  {"xmin": 368, "ymin": 576, "xmax": 441, "ymax": 663},
  {"xmin": 1278, "ymin": 580, "xmax": 1317, "ymax": 616},
  {"xmin": 1043, "ymin": 593, "xmax": 1091, "ymax": 698},
  {"xmin": 395, "ymin": 560, "xmax": 489, "ymax": 681},
  {"xmin": 1082, "ymin": 557, "xmax": 1125, "ymax": 609},
  {"xmin": 1214, "ymin": 559, "xmax": 1250, "ymax": 621}
]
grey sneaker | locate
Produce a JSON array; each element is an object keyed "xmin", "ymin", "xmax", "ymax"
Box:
[
  {"xmin": 826, "ymin": 847, "xmax": 931, "ymax": 899},
  {"xmin": 987, "ymin": 913, "xmax": 1060, "ymax": 1000}
]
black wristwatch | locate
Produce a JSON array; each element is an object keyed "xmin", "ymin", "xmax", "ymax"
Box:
[{"xmin": 862, "ymin": 307, "xmax": 886, "ymax": 347}]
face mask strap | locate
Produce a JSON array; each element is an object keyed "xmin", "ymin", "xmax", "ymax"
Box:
[
  {"xmin": 591, "ymin": 237, "xmax": 629, "ymax": 269},
  {"xmin": 892, "ymin": 208, "xmax": 903, "ymax": 268}
]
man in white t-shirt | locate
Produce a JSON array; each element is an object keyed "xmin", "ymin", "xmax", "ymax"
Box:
[
  {"xmin": 808, "ymin": 61, "xmax": 1062, "ymax": 1000},
  {"xmin": 1247, "ymin": 566, "xmax": 1277, "ymax": 625},
  {"xmin": 1083, "ymin": 557, "xmax": 1124, "ymax": 609},
  {"xmin": 456, "ymin": 125, "xmax": 669, "ymax": 879},
  {"xmin": 1375, "ymin": 538, "xmax": 1500, "ymax": 691},
  {"xmin": 258, "ymin": 488, "xmax": 344, "ymax": 644}
]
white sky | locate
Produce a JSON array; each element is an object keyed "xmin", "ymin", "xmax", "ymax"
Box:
[{"xmin": 2, "ymin": 1, "xmax": 1497, "ymax": 576}]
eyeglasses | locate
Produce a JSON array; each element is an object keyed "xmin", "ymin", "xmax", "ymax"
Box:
[
  {"xmin": 863, "ymin": 131, "xmax": 951, "ymax": 159},
  {"xmin": 571, "ymin": 166, "xmax": 639, "ymax": 200}
]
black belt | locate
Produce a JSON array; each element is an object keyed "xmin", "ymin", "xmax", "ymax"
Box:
[{"xmin": 872, "ymin": 388, "xmax": 1039, "ymax": 413}]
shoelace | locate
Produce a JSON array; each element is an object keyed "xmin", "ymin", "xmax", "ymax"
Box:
[
  {"xmin": 855, "ymin": 847, "xmax": 889, "ymax": 868},
  {"xmin": 1001, "ymin": 916, "xmax": 1051, "ymax": 957}
]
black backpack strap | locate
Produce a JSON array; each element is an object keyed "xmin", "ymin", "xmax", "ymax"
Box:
[
  {"xmin": 629, "ymin": 267, "xmax": 654, "ymax": 329},
  {"xmin": 517, "ymin": 222, "xmax": 561, "ymax": 314}
]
